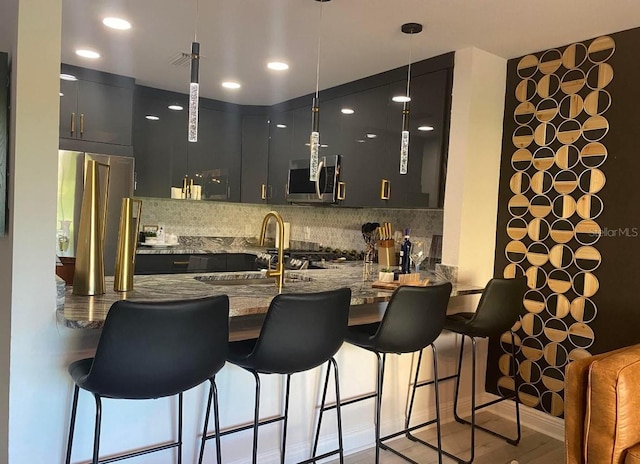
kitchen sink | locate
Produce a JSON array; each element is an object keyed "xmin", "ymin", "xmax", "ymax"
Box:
[{"xmin": 194, "ymin": 272, "xmax": 311, "ymax": 286}]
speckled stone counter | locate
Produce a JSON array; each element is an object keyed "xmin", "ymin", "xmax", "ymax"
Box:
[
  {"xmin": 135, "ymin": 236, "xmax": 267, "ymax": 255},
  {"xmin": 59, "ymin": 262, "xmax": 482, "ymax": 332}
]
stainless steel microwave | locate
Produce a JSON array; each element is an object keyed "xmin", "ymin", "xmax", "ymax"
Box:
[{"xmin": 286, "ymin": 155, "xmax": 341, "ymax": 203}]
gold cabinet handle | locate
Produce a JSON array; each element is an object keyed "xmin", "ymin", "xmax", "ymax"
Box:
[
  {"xmin": 337, "ymin": 181, "xmax": 346, "ymax": 200},
  {"xmin": 80, "ymin": 113, "xmax": 84, "ymax": 137},
  {"xmin": 261, "ymin": 184, "xmax": 267, "ymax": 200},
  {"xmin": 380, "ymin": 179, "xmax": 391, "ymax": 200},
  {"xmin": 70, "ymin": 112, "xmax": 75, "ymax": 136}
]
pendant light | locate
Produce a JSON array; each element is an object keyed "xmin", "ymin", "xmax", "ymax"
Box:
[
  {"xmin": 309, "ymin": 0, "xmax": 330, "ymax": 182},
  {"xmin": 399, "ymin": 22, "xmax": 422, "ymax": 175},
  {"xmin": 188, "ymin": 0, "xmax": 200, "ymax": 142}
]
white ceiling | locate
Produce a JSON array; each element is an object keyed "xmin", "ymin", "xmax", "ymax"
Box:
[{"xmin": 60, "ymin": 0, "xmax": 640, "ymax": 105}]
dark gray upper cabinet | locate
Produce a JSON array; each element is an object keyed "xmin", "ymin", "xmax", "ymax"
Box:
[
  {"xmin": 266, "ymin": 110, "xmax": 295, "ymax": 205},
  {"xmin": 59, "ymin": 65, "xmax": 134, "ymax": 146},
  {"xmin": 241, "ymin": 113, "xmax": 270, "ymax": 203}
]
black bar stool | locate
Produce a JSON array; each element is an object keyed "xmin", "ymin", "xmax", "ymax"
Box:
[
  {"xmin": 64, "ymin": 295, "xmax": 229, "ymax": 464},
  {"xmin": 406, "ymin": 276, "xmax": 527, "ymax": 463},
  {"xmin": 204, "ymin": 288, "xmax": 351, "ymax": 464},
  {"xmin": 316, "ymin": 283, "xmax": 452, "ymax": 464}
]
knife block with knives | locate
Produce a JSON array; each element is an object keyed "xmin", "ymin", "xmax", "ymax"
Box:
[{"xmin": 376, "ymin": 221, "xmax": 397, "ymax": 267}]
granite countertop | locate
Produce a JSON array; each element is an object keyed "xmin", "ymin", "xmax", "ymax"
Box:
[
  {"xmin": 59, "ymin": 262, "xmax": 482, "ymax": 329},
  {"xmin": 135, "ymin": 236, "xmax": 269, "ymax": 255}
]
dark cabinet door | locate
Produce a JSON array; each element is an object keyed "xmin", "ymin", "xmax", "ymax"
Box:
[
  {"xmin": 77, "ymin": 80, "xmax": 133, "ymax": 146},
  {"xmin": 241, "ymin": 114, "xmax": 270, "ymax": 203},
  {"xmin": 59, "ymin": 79, "xmax": 78, "ymax": 139},
  {"xmin": 267, "ymin": 110, "xmax": 294, "ymax": 204},
  {"xmin": 338, "ymin": 85, "xmax": 391, "ymax": 207}
]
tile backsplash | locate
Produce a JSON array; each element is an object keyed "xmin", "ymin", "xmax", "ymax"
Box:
[{"xmin": 137, "ymin": 198, "xmax": 443, "ymax": 255}]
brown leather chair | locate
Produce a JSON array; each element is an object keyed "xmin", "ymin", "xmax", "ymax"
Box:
[{"xmin": 565, "ymin": 343, "xmax": 640, "ymax": 464}]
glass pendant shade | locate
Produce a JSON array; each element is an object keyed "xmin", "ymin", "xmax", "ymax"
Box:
[
  {"xmin": 400, "ymin": 101, "xmax": 410, "ymax": 174},
  {"xmin": 309, "ymin": 97, "xmax": 320, "ymax": 181},
  {"xmin": 188, "ymin": 41, "xmax": 200, "ymax": 143}
]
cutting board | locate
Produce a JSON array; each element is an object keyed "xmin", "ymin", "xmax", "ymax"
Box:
[{"xmin": 371, "ymin": 278, "xmax": 430, "ymax": 290}]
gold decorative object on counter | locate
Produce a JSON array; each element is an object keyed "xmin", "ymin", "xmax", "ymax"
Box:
[
  {"xmin": 73, "ymin": 160, "xmax": 110, "ymax": 296},
  {"xmin": 114, "ymin": 198, "xmax": 142, "ymax": 292},
  {"xmin": 259, "ymin": 210, "xmax": 285, "ymax": 293}
]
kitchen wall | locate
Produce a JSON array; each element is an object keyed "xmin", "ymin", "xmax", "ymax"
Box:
[{"xmin": 137, "ymin": 197, "xmax": 444, "ymax": 255}]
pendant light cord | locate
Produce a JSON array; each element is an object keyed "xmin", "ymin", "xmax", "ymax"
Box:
[
  {"xmin": 194, "ymin": 0, "xmax": 199, "ymax": 42},
  {"xmin": 405, "ymin": 32, "xmax": 413, "ymax": 98},
  {"xmin": 315, "ymin": 1, "xmax": 324, "ymax": 99}
]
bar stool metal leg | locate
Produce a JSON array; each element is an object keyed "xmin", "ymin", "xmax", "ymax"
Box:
[
  {"xmin": 374, "ymin": 353, "xmax": 386, "ymax": 464},
  {"xmin": 65, "ymin": 385, "xmax": 80, "ymax": 464},
  {"xmin": 252, "ymin": 371, "xmax": 261, "ymax": 464},
  {"xmin": 281, "ymin": 374, "xmax": 292, "ymax": 464},
  {"xmin": 198, "ymin": 377, "xmax": 223, "ymax": 464},
  {"xmin": 311, "ymin": 359, "xmax": 344, "ymax": 463},
  {"xmin": 178, "ymin": 392, "xmax": 183, "ymax": 464},
  {"xmin": 92, "ymin": 394, "xmax": 102, "ymax": 464}
]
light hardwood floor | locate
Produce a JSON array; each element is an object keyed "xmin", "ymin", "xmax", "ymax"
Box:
[{"xmin": 327, "ymin": 412, "xmax": 564, "ymax": 464}]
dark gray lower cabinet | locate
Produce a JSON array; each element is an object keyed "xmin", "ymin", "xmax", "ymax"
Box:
[{"xmin": 135, "ymin": 253, "xmax": 257, "ymax": 275}]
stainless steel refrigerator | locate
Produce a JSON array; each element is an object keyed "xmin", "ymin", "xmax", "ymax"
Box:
[{"xmin": 57, "ymin": 150, "xmax": 135, "ymax": 276}]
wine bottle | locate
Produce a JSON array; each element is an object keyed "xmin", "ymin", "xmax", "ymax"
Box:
[{"xmin": 400, "ymin": 228, "xmax": 412, "ymax": 274}]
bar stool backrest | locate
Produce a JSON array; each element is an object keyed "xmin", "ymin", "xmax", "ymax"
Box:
[
  {"xmin": 466, "ymin": 277, "xmax": 527, "ymax": 337},
  {"xmin": 84, "ymin": 295, "xmax": 230, "ymax": 399},
  {"xmin": 374, "ymin": 283, "xmax": 452, "ymax": 353},
  {"xmin": 246, "ymin": 288, "xmax": 351, "ymax": 374}
]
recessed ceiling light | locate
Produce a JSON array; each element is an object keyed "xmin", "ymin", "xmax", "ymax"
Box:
[
  {"xmin": 392, "ymin": 95, "xmax": 411, "ymax": 103},
  {"xmin": 276, "ymin": 124, "xmax": 287, "ymax": 128},
  {"xmin": 222, "ymin": 81, "xmax": 241, "ymax": 89},
  {"xmin": 60, "ymin": 74, "xmax": 77, "ymax": 81},
  {"xmin": 102, "ymin": 17, "xmax": 131, "ymax": 30},
  {"xmin": 75, "ymin": 49, "xmax": 101, "ymax": 59},
  {"xmin": 418, "ymin": 125, "xmax": 434, "ymax": 131},
  {"xmin": 168, "ymin": 104, "xmax": 183, "ymax": 111},
  {"xmin": 145, "ymin": 115, "xmax": 160, "ymax": 121},
  {"xmin": 267, "ymin": 62, "xmax": 289, "ymax": 71},
  {"xmin": 341, "ymin": 108, "xmax": 355, "ymax": 115},
  {"xmin": 366, "ymin": 133, "xmax": 377, "ymax": 138}
]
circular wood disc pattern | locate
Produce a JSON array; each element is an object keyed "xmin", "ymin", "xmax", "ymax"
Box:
[
  {"xmin": 533, "ymin": 146, "xmax": 556, "ymax": 171},
  {"xmin": 582, "ymin": 115, "xmax": 609, "ymax": 142},
  {"xmin": 575, "ymin": 219, "xmax": 601, "ymax": 245},
  {"xmin": 562, "ymin": 42, "xmax": 588, "ymax": 69},
  {"xmin": 552, "ymin": 195, "xmax": 577, "ymax": 219},
  {"xmin": 518, "ymin": 360, "xmax": 541, "ymax": 383},
  {"xmin": 541, "ymin": 390, "xmax": 564, "ymax": 417},
  {"xmin": 574, "ymin": 246, "xmax": 601, "ymax": 271},
  {"xmin": 576, "ymin": 194, "xmax": 603, "ymax": 219},
  {"xmin": 505, "ymin": 240, "xmax": 527, "ymax": 263},
  {"xmin": 528, "ymin": 217, "xmax": 550, "ymax": 241},
  {"xmin": 507, "ymin": 217, "xmax": 528, "ymax": 240},
  {"xmin": 586, "ymin": 63, "xmax": 614, "ymax": 90},
  {"xmin": 539, "ymin": 49, "xmax": 562, "ymax": 75},
  {"xmin": 549, "ymin": 243, "xmax": 574, "ymax": 269},
  {"xmin": 525, "ymin": 266, "xmax": 547, "ymax": 290},
  {"xmin": 504, "ymin": 263, "xmax": 526, "ymax": 279},
  {"xmin": 521, "ymin": 313, "xmax": 545, "ymax": 337},
  {"xmin": 588, "ymin": 36, "xmax": 615, "ymax": 63},
  {"xmin": 508, "ymin": 194, "xmax": 529, "ymax": 217},
  {"xmin": 537, "ymin": 74, "xmax": 560, "ymax": 98},
  {"xmin": 570, "ymin": 297, "xmax": 598, "ymax": 323},
  {"xmin": 559, "ymin": 94, "xmax": 584, "ymax": 119},
  {"xmin": 531, "ymin": 170, "xmax": 553, "ymax": 194},
  {"xmin": 569, "ymin": 322, "xmax": 595, "ymax": 349},
  {"xmin": 580, "ymin": 143, "xmax": 607, "ymax": 168},
  {"xmin": 521, "ymin": 337, "xmax": 544, "ymax": 361},
  {"xmin": 579, "ymin": 168, "xmax": 606, "ymax": 193},
  {"xmin": 517, "ymin": 55, "xmax": 539, "ymax": 78},
  {"xmin": 544, "ymin": 342, "xmax": 569, "ymax": 367},
  {"xmin": 560, "ymin": 68, "xmax": 586, "ymax": 95},
  {"xmin": 514, "ymin": 101, "xmax": 536, "ymax": 125},
  {"xmin": 548, "ymin": 269, "xmax": 572, "ymax": 293},
  {"xmin": 499, "ymin": 354, "xmax": 518, "ymax": 377},
  {"xmin": 534, "ymin": 121, "xmax": 557, "ymax": 146},
  {"xmin": 544, "ymin": 317, "xmax": 569, "ymax": 343},
  {"xmin": 556, "ymin": 119, "xmax": 582, "ymax": 144},
  {"xmin": 573, "ymin": 271, "xmax": 599, "ymax": 297},
  {"xmin": 584, "ymin": 90, "xmax": 611, "ymax": 116},
  {"xmin": 500, "ymin": 331, "xmax": 522, "ymax": 353},
  {"xmin": 524, "ymin": 289, "xmax": 546, "ymax": 314},
  {"xmin": 513, "ymin": 125, "xmax": 534, "ymax": 148},
  {"xmin": 542, "ymin": 367, "xmax": 566, "ymax": 393},
  {"xmin": 550, "ymin": 218, "xmax": 575, "ymax": 244},
  {"xmin": 512, "ymin": 148, "xmax": 533, "ymax": 171},
  {"xmin": 546, "ymin": 294, "xmax": 571, "ymax": 318},
  {"xmin": 529, "ymin": 195, "xmax": 552, "ymax": 218},
  {"xmin": 510, "ymin": 172, "xmax": 531, "ymax": 194},
  {"xmin": 526, "ymin": 242, "xmax": 550, "ymax": 266},
  {"xmin": 536, "ymin": 98, "xmax": 559, "ymax": 122},
  {"xmin": 518, "ymin": 382, "xmax": 541, "ymax": 408},
  {"xmin": 555, "ymin": 145, "xmax": 580, "ymax": 170},
  {"xmin": 497, "ymin": 376, "xmax": 517, "ymax": 396},
  {"xmin": 569, "ymin": 348, "xmax": 592, "ymax": 362},
  {"xmin": 553, "ymin": 170, "xmax": 579, "ymax": 195},
  {"xmin": 516, "ymin": 78, "xmax": 537, "ymax": 102}
]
